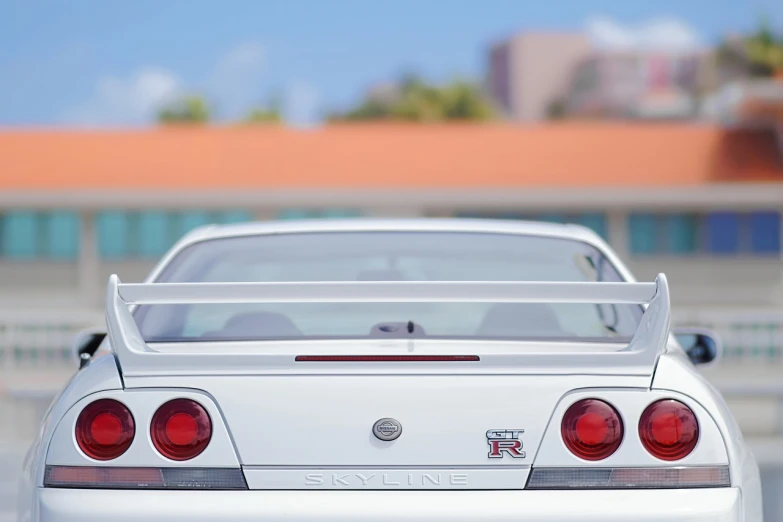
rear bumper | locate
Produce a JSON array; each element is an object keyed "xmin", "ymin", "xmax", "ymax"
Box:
[{"xmin": 35, "ymin": 487, "xmax": 743, "ymax": 522}]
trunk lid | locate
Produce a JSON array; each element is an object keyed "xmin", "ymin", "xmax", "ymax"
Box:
[{"xmin": 126, "ymin": 371, "xmax": 649, "ymax": 468}]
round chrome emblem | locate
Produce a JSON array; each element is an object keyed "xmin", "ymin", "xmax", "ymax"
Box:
[{"xmin": 373, "ymin": 418, "xmax": 402, "ymax": 441}]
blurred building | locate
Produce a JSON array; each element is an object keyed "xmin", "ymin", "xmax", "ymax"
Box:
[
  {"xmin": 487, "ymin": 32, "xmax": 591, "ymax": 121},
  {"xmin": 563, "ymin": 50, "xmax": 711, "ymax": 119},
  {"xmin": 0, "ymin": 120, "xmax": 782, "ymax": 363},
  {"xmin": 485, "ymin": 30, "xmax": 773, "ymax": 122}
]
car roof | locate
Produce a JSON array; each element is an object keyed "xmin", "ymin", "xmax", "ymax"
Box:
[{"xmin": 177, "ymin": 218, "xmax": 605, "ymax": 247}]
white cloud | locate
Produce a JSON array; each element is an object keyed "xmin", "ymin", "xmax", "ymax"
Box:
[
  {"xmin": 63, "ymin": 68, "xmax": 181, "ymax": 126},
  {"xmin": 63, "ymin": 41, "xmax": 266, "ymax": 126},
  {"xmin": 217, "ymin": 41, "xmax": 266, "ymax": 71},
  {"xmin": 586, "ymin": 17, "xmax": 703, "ymax": 53},
  {"xmin": 207, "ymin": 41, "xmax": 266, "ymax": 120},
  {"xmin": 63, "ymin": 41, "xmax": 323, "ymax": 127},
  {"xmin": 283, "ymin": 82, "xmax": 321, "ymax": 127}
]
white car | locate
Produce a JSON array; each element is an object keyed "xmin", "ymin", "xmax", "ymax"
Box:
[{"xmin": 18, "ymin": 219, "xmax": 763, "ymax": 522}]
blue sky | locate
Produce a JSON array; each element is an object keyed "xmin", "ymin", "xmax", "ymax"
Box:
[{"xmin": 1, "ymin": 0, "xmax": 781, "ymax": 126}]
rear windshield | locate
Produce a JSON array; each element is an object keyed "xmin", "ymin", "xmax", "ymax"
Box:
[{"xmin": 134, "ymin": 231, "xmax": 642, "ymax": 342}]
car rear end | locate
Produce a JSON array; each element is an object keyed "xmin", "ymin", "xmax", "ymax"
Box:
[
  {"xmin": 37, "ymin": 381, "xmax": 740, "ymax": 522},
  {"xmin": 31, "ymin": 274, "xmax": 746, "ymax": 522}
]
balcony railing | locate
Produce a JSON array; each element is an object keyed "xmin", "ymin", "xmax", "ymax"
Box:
[
  {"xmin": 0, "ymin": 313, "xmax": 102, "ymax": 370},
  {"xmin": 674, "ymin": 309, "xmax": 783, "ymax": 364}
]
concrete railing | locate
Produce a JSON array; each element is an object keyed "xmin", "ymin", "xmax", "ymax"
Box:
[
  {"xmin": 0, "ymin": 313, "xmax": 102, "ymax": 370},
  {"xmin": 674, "ymin": 310, "xmax": 783, "ymax": 364}
]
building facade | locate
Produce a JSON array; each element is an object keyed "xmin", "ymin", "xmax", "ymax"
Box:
[
  {"xmin": 485, "ymin": 30, "xmax": 720, "ymax": 122},
  {"xmin": 563, "ymin": 50, "xmax": 711, "ymax": 119},
  {"xmin": 487, "ymin": 32, "xmax": 591, "ymax": 121},
  {"xmin": 0, "ymin": 123, "xmax": 782, "ymax": 365}
]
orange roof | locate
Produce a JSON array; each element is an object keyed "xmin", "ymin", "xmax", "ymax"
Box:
[{"xmin": 0, "ymin": 123, "xmax": 780, "ymax": 190}]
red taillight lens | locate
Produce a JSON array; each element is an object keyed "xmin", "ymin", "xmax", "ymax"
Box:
[
  {"xmin": 75, "ymin": 399, "xmax": 135, "ymax": 461},
  {"xmin": 561, "ymin": 399, "xmax": 623, "ymax": 461},
  {"xmin": 151, "ymin": 399, "xmax": 212, "ymax": 461},
  {"xmin": 639, "ymin": 399, "xmax": 699, "ymax": 461}
]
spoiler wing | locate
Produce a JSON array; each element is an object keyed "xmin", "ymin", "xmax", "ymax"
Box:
[{"xmin": 106, "ymin": 274, "xmax": 670, "ymax": 377}]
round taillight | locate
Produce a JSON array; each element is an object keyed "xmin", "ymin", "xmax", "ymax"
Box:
[
  {"xmin": 561, "ymin": 399, "xmax": 624, "ymax": 461},
  {"xmin": 639, "ymin": 399, "xmax": 699, "ymax": 461},
  {"xmin": 151, "ymin": 399, "xmax": 212, "ymax": 461},
  {"xmin": 75, "ymin": 399, "xmax": 135, "ymax": 460}
]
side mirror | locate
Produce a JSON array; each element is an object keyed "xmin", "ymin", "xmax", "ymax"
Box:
[
  {"xmin": 672, "ymin": 327, "xmax": 722, "ymax": 366},
  {"xmin": 71, "ymin": 328, "xmax": 107, "ymax": 369}
]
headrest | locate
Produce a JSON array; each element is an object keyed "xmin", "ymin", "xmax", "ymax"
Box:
[
  {"xmin": 476, "ymin": 303, "xmax": 565, "ymax": 337},
  {"xmin": 220, "ymin": 311, "xmax": 302, "ymax": 338}
]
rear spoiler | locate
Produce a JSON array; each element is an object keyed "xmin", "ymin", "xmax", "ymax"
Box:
[{"xmin": 105, "ymin": 274, "xmax": 670, "ymax": 377}]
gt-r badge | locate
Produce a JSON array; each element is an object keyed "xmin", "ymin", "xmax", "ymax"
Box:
[
  {"xmin": 486, "ymin": 429, "xmax": 525, "ymax": 458},
  {"xmin": 373, "ymin": 418, "xmax": 402, "ymax": 441}
]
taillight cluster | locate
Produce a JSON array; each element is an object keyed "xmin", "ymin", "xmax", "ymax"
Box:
[
  {"xmin": 561, "ymin": 398, "xmax": 699, "ymax": 461},
  {"xmin": 561, "ymin": 399, "xmax": 623, "ymax": 461},
  {"xmin": 75, "ymin": 398, "xmax": 212, "ymax": 461},
  {"xmin": 638, "ymin": 399, "xmax": 700, "ymax": 461},
  {"xmin": 75, "ymin": 399, "xmax": 135, "ymax": 461},
  {"xmin": 150, "ymin": 399, "xmax": 212, "ymax": 461}
]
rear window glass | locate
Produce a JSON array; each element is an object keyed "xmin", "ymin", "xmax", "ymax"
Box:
[{"xmin": 134, "ymin": 231, "xmax": 642, "ymax": 342}]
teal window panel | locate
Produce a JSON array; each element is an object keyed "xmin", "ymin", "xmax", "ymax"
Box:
[
  {"xmin": 218, "ymin": 210, "xmax": 254, "ymax": 224},
  {"xmin": 1, "ymin": 211, "xmax": 39, "ymax": 259},
  {"xmin": 321, "ymin": 209, "xmax": 362, "ymax": 218},
  {"xmin": 277, "ymin": 209, "xmax": 313, "ymax": 220},
  {"xmin": 138, "ymin": 211, "xmax": 171, "ymax": 258},
  {"xmin": 629, "ymin": 213, "xmax": 657, "ymax": 254},
  {"xmin": 455, "ymin": 211, "xmax": 485, "ymax": 218},
  {"xmin": 496, "ymin": 212, "xmax": 527, "ymax": 220},
  {"xmin": 664, "ymin": 214, "xmax": 698, "ymax": 254},
  {"xmin": 535, "ymin": 213, "xmax": 567, "ymax": 223},
  {"xmin": 44, "ymin": 211, "xmax": 80, "ymax": 259},
  {"xmin": 178, "ymin": 211, "xmax": 212, "ymax": 236},
  {"xmin": 97, "ymin": 211, "xmax": 130, "ymax": 259},
  {"xmin": 575, "ymin": 213, "xmax": 607, "ymax": 239}
]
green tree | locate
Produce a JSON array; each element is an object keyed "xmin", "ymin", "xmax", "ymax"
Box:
[
  {"xmin": 441, "ymin": 81, "xmax": 495, "ymax": 121},
  {"xmin": 744, "ymin": 20, "xmax": 783, "ymax": 75},
  {"xmin": 717, "ymin": 19, "xmax": 783, "ymax": 78},
  {"xmin": 331, "ymin": 76, "xmax": 495, "ymax": 122},
  {"xmin": 158, "ymin": 95, "xmax": 210, "ymax": 124},
  {"xmin": 335, "ymin": 99, "xmax": 392, "ymax": 121},
  {"xmin": 243, "ymin": 95, "xmax": 283, "ymax": 124},
  {"xmin": 244, "ymin": 108, "xmax": 282, "ymax": 123},
  {"xmin": 391, "ymin": 81, "xmax": 447, "ymax": 121}
]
